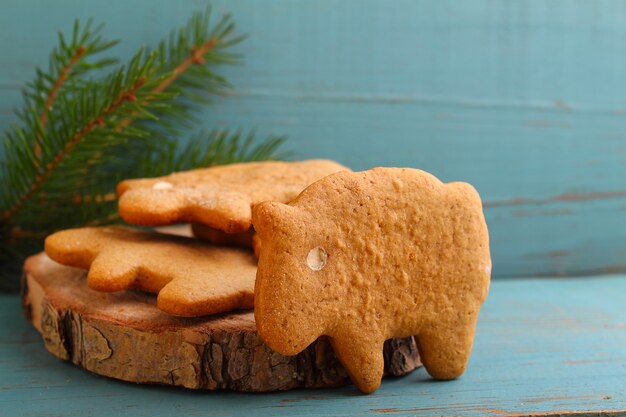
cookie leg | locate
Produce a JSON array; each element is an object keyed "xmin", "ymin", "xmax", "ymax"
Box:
[
  {"xmin": 87, "ymin": 254, "xmax": 138, "ymax": 292},
  {"xmin": 415, "ymin": 321, "xmax": 476, "ymax": 380},
  {"xmin": 329, "ymin": 334, "xmax": 385, "ymax": 394}
]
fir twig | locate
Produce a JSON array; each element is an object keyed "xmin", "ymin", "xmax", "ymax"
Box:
[
  {"xmin": 28, "ymin": 20, "xmax": 119, "ymax": 159},
  {"xmin": 172, "ymin": 130, "xmax": 288, "ymax": 171},
  {"xmin": 39, "ymin": 46, "xmax": 86, "ymax": 128},
  {"xmin": 2, "ymin": 76, "xmax": 147, "ymax": 223},
  {"xmin": 0, "ymin": 8, "xmax": 287, "ymax": 291},
  {"xmin": 154, "ymin": 38, "xmax": 218, "ymax": 93}
]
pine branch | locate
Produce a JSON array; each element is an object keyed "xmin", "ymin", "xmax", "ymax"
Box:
[
  {"xmin": 1, "ymin": 49, "xmax": 159, "ymax": 225},
  {"xmin": 153, "ymin": 38, "xmax": 218, "ymax": 93},
  {"xmin": 26, "ymin": 20, "xmax": 119, "ymax": 159},
  {"xmin": 0, "ymin": 8, "xmax": 287, "ymax": 291},
  {"xmin": 2, "ymin": 75, "xmax": 147, "ymax": 223},
  {"xmin": 171, "ymin": 130, "xmax": 289, "ymax": 172},
  {"xmin": 39, "ymin": 45, "xmax": 86, "ymax": 128}
]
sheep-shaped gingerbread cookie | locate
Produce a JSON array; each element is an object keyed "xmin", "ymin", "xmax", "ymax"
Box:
[{"xmin": 252, "ymin": 167, "xmax": 491, "ymax": 394}]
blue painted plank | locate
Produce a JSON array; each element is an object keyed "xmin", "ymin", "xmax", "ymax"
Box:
[
  {"xmin": 2, "ymin": 276, "xmax": 626, "ymax": 416},
  {"xmin": 2, "ymin": 0, "xmax": 626, "ymax": 277}
]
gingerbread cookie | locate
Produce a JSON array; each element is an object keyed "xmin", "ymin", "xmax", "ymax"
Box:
[
  {"xmin": 117, "ymin": 160, "xmax": 350, "ymax": 233},
  {"xmin": 191, "ymin": 224, "xmax": 263, "ymax": 258},
  {"xmin": 252, "ymin": 168, "xmax": 491, "ymax": 393},
  {"xmin": 44, "ymin": 226, "xmax": 257, "ymax": 317},
  {"xmin": 191, "ymin": 223, "xmax": 255, "ymax": 248},
  {"xmin": 251, "ymin": 234, "xmax": 262, "ymax": 259}
]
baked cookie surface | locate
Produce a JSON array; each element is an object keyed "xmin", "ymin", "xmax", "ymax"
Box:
[
  {"xmin": 117, "ymin": 160, "xmax": 349, "ymax": 233},
  {"xmin": 191, "ymin": 223, "xmax": 255, "ymax": 248},
  {"xmin": 45, "ymin": 226, "xmax": 257, "ymax": 317},
  {"xmin": 252, "ymin": 167, "xmax": 491, "ymax": 393}
]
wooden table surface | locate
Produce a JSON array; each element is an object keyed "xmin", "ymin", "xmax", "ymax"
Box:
[{"xmin": 1, "ymin": 276, "xmax": 625, "ymax": 417}]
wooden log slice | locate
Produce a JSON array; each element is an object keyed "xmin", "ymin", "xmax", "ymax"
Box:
[{"xmin": 22, "ymin": 253, "xmax": 421, "ymax": 392}]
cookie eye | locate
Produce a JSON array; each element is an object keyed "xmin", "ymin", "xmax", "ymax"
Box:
[{"xmin": 307, "ymin": 247, "xmax": 327, "ymax": 271}]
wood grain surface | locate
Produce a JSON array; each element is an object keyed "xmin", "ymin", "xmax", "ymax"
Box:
[
  {"xmin": 2, "ymin": 275, "xmax": 626, "ymax": 416},
  {"xmin": 2, "ymin": 0, "xmax": 626, "ymax": 278}
]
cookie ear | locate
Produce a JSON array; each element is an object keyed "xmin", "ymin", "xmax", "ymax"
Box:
[
  {"xmin": 252, "ymin": 201, "xmax": 301, "ymax": 239},
  {"xmin": 118, "ymin": 188, "xmax": 188, "ymax": 226},
  {"xmin": 45, "ymin": 229, "xmax": 97, "ymax": 269}
]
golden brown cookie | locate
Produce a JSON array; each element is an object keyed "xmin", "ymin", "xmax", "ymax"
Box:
[
  {"xmin": 44, "ymin": 226, "xmax": 257, "ymax": 317},
  {"xmin": 192, "ymin": 224, "xmax": 263, "ymax": 258},
  {"xmin": 251, "ymin": 233, "xmax": 262, "ymax": 259},
  {"xmin": 117, "ymin": 160, "xmax": 350, "ymax": 233},
  {"xmin": 252, "ymin": 168, "xmax": 491, "ymax": 394},
  {"xmin": 191, "ymin": 223, "xmax": 255, "ymax": 248}
]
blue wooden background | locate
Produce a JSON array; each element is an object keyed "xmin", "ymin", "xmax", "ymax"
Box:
[{"xmin": 2, "ymin": 0, "xmax": 626, "ymax": 278}]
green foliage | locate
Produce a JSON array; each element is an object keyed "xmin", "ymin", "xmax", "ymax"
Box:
[
  {"xmin": 0, "ymin": 8, "xmax": 286, "ymax": 291},
  {"xmin": 172, "ymin": 130, "xmax": 288, "ymax": 171},
  {"xmin": 21, "ymin": 19, "xmax": 119, "ymax": 122}
]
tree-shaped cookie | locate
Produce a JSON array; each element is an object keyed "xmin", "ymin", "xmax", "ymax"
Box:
[
  {"xmin": 45, "ymin": 226, "xmax": 257, "ymax": 317},
  {"xmin": 252, "ymin": 168, "xmax": 491, "ymax": 393},
  {"xmin": 117, "ymin": 160, "xmax": 349, "ymax": 233}
]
